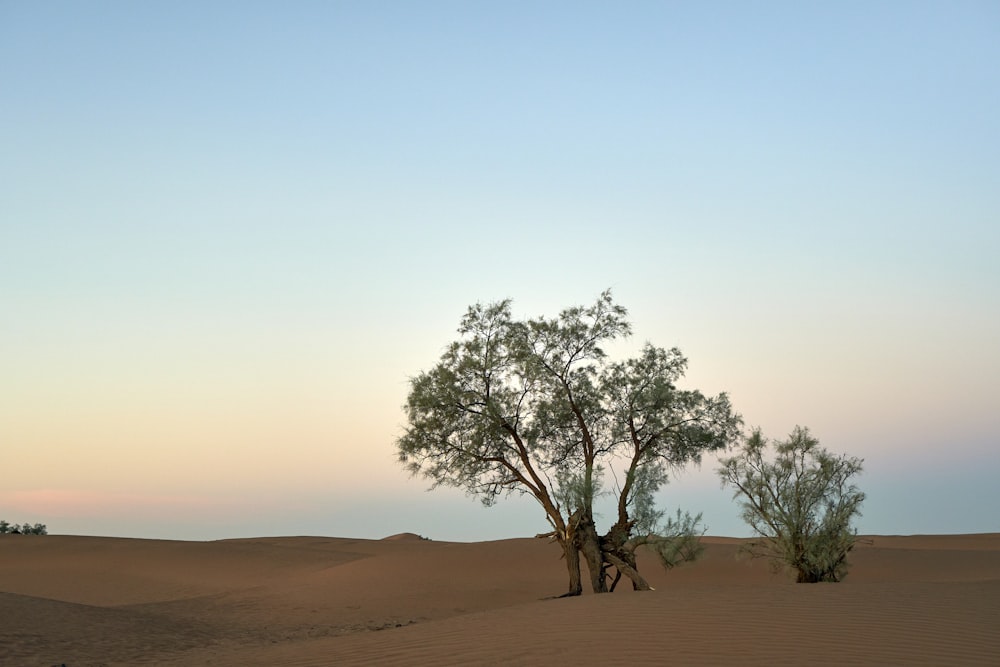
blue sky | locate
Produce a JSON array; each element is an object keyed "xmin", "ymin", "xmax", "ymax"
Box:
[{"xmin": 2, "ymin": 2, "xmax": 998, "ymax": 540}]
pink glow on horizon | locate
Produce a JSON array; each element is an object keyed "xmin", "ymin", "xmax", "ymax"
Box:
[{"xmin": 2, "ymin": 489, "xmax": 252, "ymax": 520}]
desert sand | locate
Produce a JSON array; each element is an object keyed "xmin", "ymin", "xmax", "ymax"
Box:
[{"xmin": 1, "ymin": 532, "xmax": 998, "ymax": 666}]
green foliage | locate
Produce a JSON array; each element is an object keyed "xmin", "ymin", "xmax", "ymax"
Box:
[
  {"xmin": 623, "ymin": 464, "xmax": 670, "ymax": 536},
  {"xmin": 640, "ymin": 509, "xmax": 706, "ymax": 570},
  {"xmin": 554, "ymin": 465, "xmax": 604, "ymax": 515},
  {"xmin": 718, "ymin": 427, "xmax": 865, "ymax": 583},
  {"xmin": 397, "ymin": 291, "xmax": 742, "ymax": 592},
  {"xmin": 0, "ymin": 520, "xmax": 48, "ymax": 535}
]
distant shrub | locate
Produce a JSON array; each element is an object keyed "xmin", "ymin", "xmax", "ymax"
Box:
[
  {"xmin": 0, "ymin": 520, "xmax": 48, "ymax": 535},
  {"xmin": 718, "ymin": 427, "xmax": 864, "ymax": 583}
]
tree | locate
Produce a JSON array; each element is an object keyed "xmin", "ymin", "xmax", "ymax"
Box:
[
  {"xmin": 718, "ymin": 426, "xmax": 865, "ymax": 583},
  {"xmin": 397, "ymin": 291, "xmax": 742, "ymax": 595},
  {"xmin": 0, "ymin": 520, "xmax": 47, "ymax": 535}
]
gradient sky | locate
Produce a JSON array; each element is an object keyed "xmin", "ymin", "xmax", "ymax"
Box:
[{"xmin": 3, "ymin": 2, "xmax": 998, "ymax": 541}]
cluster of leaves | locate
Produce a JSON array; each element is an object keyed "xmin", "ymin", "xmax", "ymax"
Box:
[
  {"xmin": 718, "ymin": 427, "xmax": 865, "ymax": 583},
  {"xmin": 0, "ymin": 520, "xmax": 48, "ymax": 535}
]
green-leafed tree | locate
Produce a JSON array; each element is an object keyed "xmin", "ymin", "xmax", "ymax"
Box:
[
  {"xmin": 718, "ymin": 426, "xmax": 865, "ymax": 583},
  {"xmin": 397, "ymin": 291, "xmax": 742, "ymax": 596},
  {"xmin": 0, "ymin": 521, "xmax": 47, "ymax": 535}
]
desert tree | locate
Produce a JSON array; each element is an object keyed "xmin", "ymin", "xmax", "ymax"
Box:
[
  {"xmin": 718, "ymin": 426, "xmax": 865, "ymax": 583},
  {"xmin": 0, "ymin": 521, "xmax": 47, "ymax": 535},
  {"xmin": 397, "ymin": 291, "xmax": 741, "ymax": 595}
]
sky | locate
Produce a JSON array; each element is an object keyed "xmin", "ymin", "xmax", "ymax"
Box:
[{"xmin": 2, "ymin": 1, "xmax": 998, "ymax": 541}]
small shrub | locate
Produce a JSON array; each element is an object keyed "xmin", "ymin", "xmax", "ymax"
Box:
[
  {"xmin": 718, "ymin": 426, "xmax": 864, "ymax": 583},
  {"xmin": 0, "ymin": 520, "xmax": 48, "ymax": 535}
]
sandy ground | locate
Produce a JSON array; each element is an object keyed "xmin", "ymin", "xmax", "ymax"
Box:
[{"xmin": 1, "ymin": 532, "xmax": 998, "ymax": 666}]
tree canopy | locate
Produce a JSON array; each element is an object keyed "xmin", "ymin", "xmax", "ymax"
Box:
[
  {"xmin": 0, "ymin": 520, "xmax": 47, "ymax": 535},
  {"xmin": 718, "ymin": 426, "xmax": 865, "ymax": 582},
  {"xmin": 397, "ymin": 291, "xmax": 742, "ymax": 595}
]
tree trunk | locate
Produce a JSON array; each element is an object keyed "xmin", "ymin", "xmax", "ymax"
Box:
[
  {"xmin": 559, "ymin": 537, "xmax": 583, "ymax": 597},
  {"xmin": 604, "ymin": 551, "xmax": 653, "ymax": 591},
  {"xmin": 601, "ymin": 519, "xmax": 650, "ymax": 591},
  {"xmin": 608, "ymin": 568, "xmax": 623, "ymax": 592},
  {"xmin": 577, "ymin": 513, "xmax": 608, "ymax": 593}
]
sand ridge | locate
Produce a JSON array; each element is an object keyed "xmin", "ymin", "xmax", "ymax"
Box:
[{"xmin": 1, "ymin": 533, "xmax": 998, "ymax": 666}]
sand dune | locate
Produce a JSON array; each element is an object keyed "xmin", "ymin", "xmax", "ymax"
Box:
[{"xmin": 2, "ymin": 533, "xmax": 998, "ymax": 666}]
